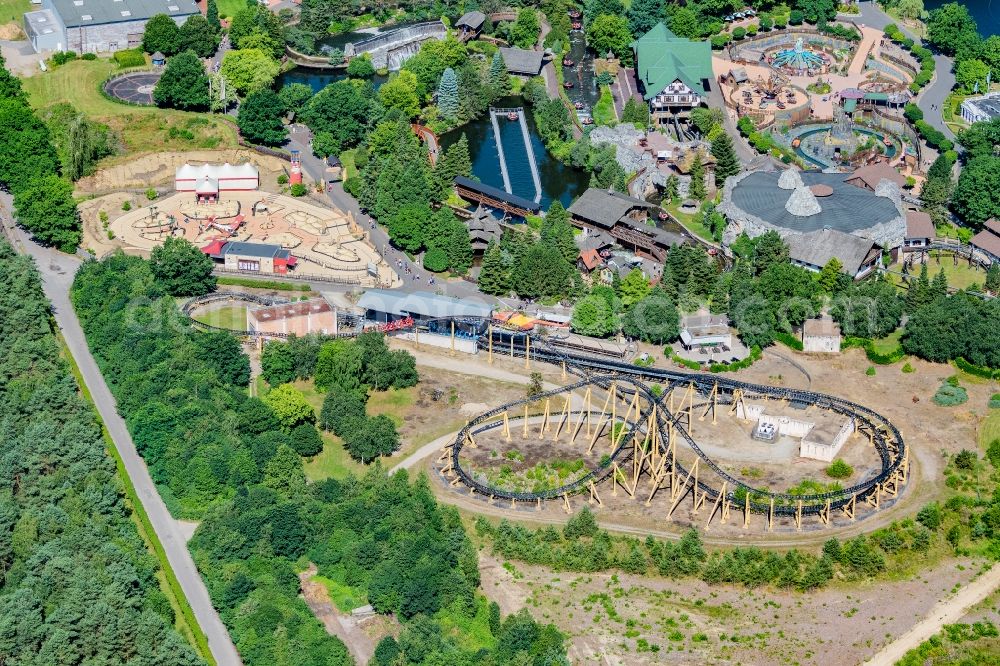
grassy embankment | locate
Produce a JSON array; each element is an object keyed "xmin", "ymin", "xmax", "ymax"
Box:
[
  {"xmin": 21, "ymin": 59, "xmax": 238, "ymax": 157},
  {"xmin": 57, "ymin": 333, "xmax": 215, "ymax": 665}
]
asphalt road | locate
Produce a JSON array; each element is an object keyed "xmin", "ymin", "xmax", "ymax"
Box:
[
  {"xmin": 855, "ymin": 0, "xmax": 956, "ymax": 140},
  {"xmin": 0, "ymin": 198, "xmax": 243, "ymax": 666}
]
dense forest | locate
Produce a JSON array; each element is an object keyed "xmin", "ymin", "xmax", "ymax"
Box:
[
  {"xmin": 0, "ymin": 241, "xmax": 201, "ymax": 665},
  {"xmin": 0, "ymin": 56, "xmax": 80, "ymax": 251},
  {"xmin": 71, "ymin": 253, "xmax": 569, "ymax": 665}
]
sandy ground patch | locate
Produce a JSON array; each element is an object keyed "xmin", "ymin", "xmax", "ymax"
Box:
[{"xmin": 478, "ymin": 550, "xmax": 987, "ymax": 665}]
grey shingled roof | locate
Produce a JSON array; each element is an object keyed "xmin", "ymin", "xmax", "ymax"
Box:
[
  {"xmin": 456, "ymin": 11, "xmax": 486, "ymax": 30},
  {"xmin": 499, "ymin": 47, "xmax": 545, "ymax": 75},
  {"xmin": 454, "ymin": 176, "xmax": 540, "ymax": 213},
  {"xmin": 728, "ymin": 171, "xmax": 900, "ymax": 234},
  {"xmin": 49, "ymin": 0, "xmax": 199, "ymax": 28},
  {"xmin": 568, "ymin": 188, "xmax": 653, "ymax": 229},
  {"xmin": 786, "ymin": 229, "xmax": 877, "ymax": 275}
]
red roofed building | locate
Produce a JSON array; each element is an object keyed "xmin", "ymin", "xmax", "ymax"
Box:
[
  {"xmin": 201, "ymin": 241, "xmax": 296, "ymax": 274},
  {"xmin": 577, "ymin": 248, "xmax": 603, "ymax": 274}
]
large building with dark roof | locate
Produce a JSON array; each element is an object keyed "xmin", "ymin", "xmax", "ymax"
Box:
[
  {"xmin": 568, "ymin": 188, "xmax": 684, "ymax": 262},
  {"xmin": 24, "ymin": 0, "xmax": 198, "ymax": 54},
  {"xmin": 718, "ymin": 167, "xmax": 908, "ymax": 270}
]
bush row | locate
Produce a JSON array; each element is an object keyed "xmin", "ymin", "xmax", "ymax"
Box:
[
  {"xmin": 882, "ymin": 23, "xmax": 935, "ymax": 95},
  {"xmin": 954, "ymin": 357, "xmax": 1000, "ymax": 380},
  {"xmin": 774, "ymin": 331, "xmax": 804, "ymax": 351}
]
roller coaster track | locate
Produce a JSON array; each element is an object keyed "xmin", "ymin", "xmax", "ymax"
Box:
[
  {"xmin": 182, "ymin": 303, "xmax": 907, "ymax": 524},
  {"xmin": 446, "ymin": 328, "xmax": 906, "ymax": 524}
]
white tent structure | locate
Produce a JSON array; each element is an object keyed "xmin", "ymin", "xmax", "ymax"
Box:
[{"xmin": 175, "ymin": 163, "xmax": 259, "ymax": 192}]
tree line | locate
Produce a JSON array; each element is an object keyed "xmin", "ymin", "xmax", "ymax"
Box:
[
  {"xmin": 0, "ymin": 241, "xmax": 202, "ymax": 664},
  {"xmin": 475, "ymin": 499, "xmax": 952, "ymax": 591},
  {"xmin": 0, "ymin": 56, "xmax": 81, "ymax": 251}
]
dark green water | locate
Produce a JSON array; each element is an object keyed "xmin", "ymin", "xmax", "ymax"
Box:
[{"xmin": 439, "ymin": 97, "xmax": 590, "ymax": 211}]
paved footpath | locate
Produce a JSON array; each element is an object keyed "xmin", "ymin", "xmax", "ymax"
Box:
[{"xmin": 0, "ymin": 199, "xmax": 242, "ymax": 666}]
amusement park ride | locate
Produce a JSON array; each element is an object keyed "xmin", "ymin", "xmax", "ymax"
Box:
[{"xmin": 182, "ymin": 291, "xmax": 909, "ymax": 534}]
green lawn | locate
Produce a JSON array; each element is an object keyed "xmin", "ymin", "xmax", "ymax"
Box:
[
  {"xmin": 891, "ymin": 257, "xmax": 990, "ymax": 292},
  {"xmin": 20, "ymin": 59, "xmax": 238, "ymax": 155},
  {"xmin": 592, "ymin": 86, "xmax": 616, "ymax": 126},
  {"xmin": 870, "ymin": 329, "xmax": 903, "ymax": 354},
  {"xmin": 0, "ymin": 0, "xmax": 30, "ymax": 24},
  {"xmin": 192, "ymin": 305, "xmax": 247, "ymax": 331},
  {"xmin": 216, "ymin": 0, "xmax": 248, "ymax": 20},
  {"xmin": 664, "ymin": 200, "xmax": 715, "ymax": 243},
  {"xmin": 979, "ymin": 410, "xmax": 1000, "ymax": 449}
]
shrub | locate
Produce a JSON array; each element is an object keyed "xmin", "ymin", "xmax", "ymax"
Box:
[
  {"xmin": 987, "ymin": 439, "xmax": 1000, "ymax": 468},
  {"xmin": 51, "ymin": 51, "xmax": 78, "ymax": 66},
  {"xmin": 289, "ymin": 183, "xmax": 307, "ymax": 196},
  {"xmin": 422, "ymin": 246, "xmax": 448, "ymax": 272},
  {"xmin": 710, "ymin": 33, "xmax": 732, "ymax": 49},
  {"xmin": 933, "ymin": 383, "xmax": 968, "ymax": 406},
  {"xmin": 954, "ymin": 449, "xmax": 977, "ymax": 471},
  {"xmin": 99, "ymin": 210, "xmax": 108, "ymax": 224},
  {"xmin": 81, "ymin": 53, "xmax": 97, "ymax": 61},
  {"xmin": 825, "ymin": 459, "xmax": 853, "ymax": 479},
  {"xmin": 145, "ymin": 188, "xmax": 157, "ymax": 201},
  {"xmin": 113, "ymin": 48, "xmax": 146, "ymax": 68},
  {"xmin": 759, "ymin": 15, "xmax": 773, "ymax": 31},
  {"xmin": 789, "ymin": 10, "xmax": 804, "ymax": 25},
  {"xmin": 917, "ymin": 502, "xmax": 943, "ymax": 530},
  {"xmin": 564, "ymin": 507, "xmax": 599, "ymax": 539},
  {"xmin": 277, "ymin": 173, "xmax": 289, "ymax": 185},
  {"xmin": 733, "ymin": 27, "xmax": 747, "ymax": 40},
  {"xmin": 901, "ymin": 362, "xmax": 914, "ymax": 373},
  {"xmin": 865, "ymin": 366, "xmax": 876, "ymax": 376},
  {"xmin": 989, "ymin": 393, "xmax": 1000, "ymax": 409},
  {"xmin": 121, "ymin": 201, "xmax": 131, "ymax": 211}
]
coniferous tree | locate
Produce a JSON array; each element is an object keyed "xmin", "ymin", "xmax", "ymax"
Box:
[
  {"xmin": 986, "ymin": 263, "xmax": 1000, "ymax": 294},
  {"xmin": 931, "ymin": 267, "xmax": 949, "ymax": 299},
  {"xmin": 434, "ymin": 134, "xmax": 471, "ymax": 195},
  {"xmin": 478, "ymin": 240, "xmax": 510, "ymax": 295},
  {"xmin": 437, "ymin": 67, "xmax": 459, "ymax": 118},
  {"xmin": 689, "ymin": 153, "xmax": 706, "ymax": 200},
  {"xmin": 206, "ymin": 0, "xmax": 220, "ymax": 31},
  {"xmin": 906, "ymin": 262, "xmax": 933, "ymax": 312},
  {"xmin": 711, "ymin": 132, "xmax": 741, "ymax": 185},
  {"xmin": 540, "ymin": 201, "xmax": 577, "ymax": 263},
  {"xmin": 664, "ymin": 174, "xmax": 679, "ymax": 203},
  {"xmin": 488, "ymin": 52, "xmax": 511, "ymax": 98}
]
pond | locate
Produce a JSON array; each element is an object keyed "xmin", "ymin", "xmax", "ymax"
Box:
[
  {"xmin": 439, "ymin": 96, "xmax": 590, "ymax": 211},
  {"xmin": 277, "ymin": 67, "xmax": 388, "ymax": 93}
]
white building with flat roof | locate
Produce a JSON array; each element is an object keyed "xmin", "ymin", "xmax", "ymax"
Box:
[{"xmin": 961, "ymin": 91, "xmax": 1000, "ymax": 124}]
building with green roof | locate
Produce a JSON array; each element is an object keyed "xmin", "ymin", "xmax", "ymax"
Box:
[{"xmin": 631, "ymin": 23, "xmax": 713, "ymax": 125}]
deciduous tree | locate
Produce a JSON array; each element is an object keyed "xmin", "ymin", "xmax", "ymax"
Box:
[
  {"xmin": 142, "ymin": 14, "xmax": 181, "ymax": 55},
  {"xmin": 237, "ymin": 88, "xmax": 288, "ymax": 145},
  {"xmin": 153, "ymin": 50, "xmax": 210, "ymax": 110},
  {"xmin": 149, "ymin": 236, "xmax": 216, "ymax": 296},
  {"xmin": 220, "ymin": 48, "xmax": 280, "ymax": 96}
]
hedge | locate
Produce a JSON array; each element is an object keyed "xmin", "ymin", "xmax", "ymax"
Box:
[
  {"xmin": 113, "ymin": 48, "xmax": 147, "ymax": 68},
  {"xmin": 883, "ymin": 24, "xmax": 935, "ymax": 95},
  {"xmin": 841, "ymin": 336, "xmax": 905, "ymax": 364},
  {"xmin": 954, "ymin": 357, "xmax": 1000, "ymax": 380},
  {"xmin": 710, "ymin": 346, "xmax": 763, "ymax": 373},
  {"xmin": 775, "ymin": 331, "xmax": 804, "ymax": 351}
]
